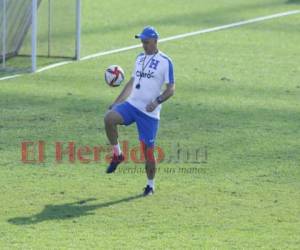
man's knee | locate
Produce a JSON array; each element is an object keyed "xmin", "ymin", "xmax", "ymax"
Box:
[{"xmin": 104, "ymin": 111, "xmax": 122, "ymax": 126}]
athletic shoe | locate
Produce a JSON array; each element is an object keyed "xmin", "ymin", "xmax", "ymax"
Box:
[
  {"xmin": 106, "ymin": 154, "xmax": 124, "ymax": 173},
  {"xmin": 143, "ymin": 185, "xmax": 154, "ymax": 196}
]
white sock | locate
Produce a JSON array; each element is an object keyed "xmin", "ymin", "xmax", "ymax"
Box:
[
  {"xmin": 147, "ymin": 179, "xmax": 154, "ymax": 189},
  {"xmin": 113, "ymin": 143, "xmax": 122, "ymax": 156}
]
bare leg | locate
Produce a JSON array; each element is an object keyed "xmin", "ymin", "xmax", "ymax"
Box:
[
  {"xmin": 104, "ymin": 111, "xmax": 125, "ymax": 173},
  {"xmin": 144, "ymin": 144, "xmax": 156, "ymax": 180},
  {"xmin": 104, "ymin": 110, "xmax": 124, "ymax": 145}
]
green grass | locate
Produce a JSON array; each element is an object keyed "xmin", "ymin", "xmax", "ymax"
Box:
[{"xmin": 0, "ymin": 0, "xmax": 300, "ymax": 249}]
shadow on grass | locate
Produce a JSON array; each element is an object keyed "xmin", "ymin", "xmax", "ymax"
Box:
[
  {"xmin": 0, "ymin": 54, "xmax": 74, "ymax": 78},
  {"xmin": 81, "ymin": 1, "xmax": 285, "ymax": 37},
  {"xmin": 0, "ymin": 67, "xmax": 30, "ymax": 78},
  {"xmin": 286, "ymin": 0, "xmax": 300, "ymax": 4},
  {"xmin": 8, "ymin": 195, "xmax": 143, "ymax": 225}
]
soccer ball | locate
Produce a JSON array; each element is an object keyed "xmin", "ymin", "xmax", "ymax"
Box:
[{"xmin": 104, "ymin": 65, "xmax": 125, "ymax": 87}]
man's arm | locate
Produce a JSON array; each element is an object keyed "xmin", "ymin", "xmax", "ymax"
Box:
[
  {"xmin": 109, "ymin": 77, "xmax": 134, "ymax": 109},
  {"xmin": 146, "ymin": 83, "xmax": 175, "ymax": 112}
]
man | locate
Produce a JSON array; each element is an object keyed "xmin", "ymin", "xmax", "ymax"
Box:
[{"xmin": 104, "ymin": 26, "xmax": 175, "ymax": 196}]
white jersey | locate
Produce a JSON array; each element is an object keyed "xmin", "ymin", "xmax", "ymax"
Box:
[{"xmin": 126, "ymin": 50, "xmax": 175, "ymax": 119}]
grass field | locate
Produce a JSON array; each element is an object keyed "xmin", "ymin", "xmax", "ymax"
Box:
[{"xmin": 1, "ymin": 0, "xmax": 300, "ymax": 249}]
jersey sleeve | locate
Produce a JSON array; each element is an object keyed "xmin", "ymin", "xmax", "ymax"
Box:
[{"xmin": 163, "ymin": 57, "xmax": 175, "ymax": 84}]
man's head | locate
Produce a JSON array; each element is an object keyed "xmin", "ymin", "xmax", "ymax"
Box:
[{"xmin": 135, "ymin": 26, "xmax": 159, "ymax": 55}]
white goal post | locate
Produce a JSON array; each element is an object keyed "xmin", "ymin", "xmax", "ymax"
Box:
[{"xmin": 0, "ymin": 0, "xmax": 81, "ymax": 73}]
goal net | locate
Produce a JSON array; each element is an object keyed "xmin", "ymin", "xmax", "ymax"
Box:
[{"xmin": 0, "ymin": 0, "xmax": 80, "ymax": 76}]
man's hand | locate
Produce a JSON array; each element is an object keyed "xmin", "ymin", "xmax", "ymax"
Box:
[
  {"xmin": 145, "ymin": 84, "xmax": 175, "ymax": 112},
  {"xmin": 146, "ymin": 100, "xmax": 159, "ymax": 112}
]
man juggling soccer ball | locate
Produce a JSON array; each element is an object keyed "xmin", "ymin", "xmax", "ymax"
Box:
[{"xmin": 104, "ymin": 26, "xmax": 175, "ymax": 196}]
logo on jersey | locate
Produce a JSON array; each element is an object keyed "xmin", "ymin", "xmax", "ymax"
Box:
[
  {"xmin": 136, "ymin": 70, "xmax": 154, "ymax": 79},
  {"xmin": 149, "ymin": 59, "xmax": 160, "ymax": 70},
  {"xmin": 138, "ymin": 57, "xmax": 144, "ymax": 64},
  {"xmin": 136, "ymin": 58, "xmax": 160, "ymax": 79}
]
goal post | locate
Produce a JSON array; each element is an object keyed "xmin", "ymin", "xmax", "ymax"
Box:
[
  {"xmin": 32, "ymin": 0, "xmax": 37, "ymax": 72},
  {"xmin": 1, "ymin": 0, "xmax": 6, "ymax": 68},
  {"xmin": 75, "ymin": 0, "xmax": 81, "ymax": 61},
  {"xmin": 0, "ymin": 0, "xmax": 81, "ymax": 75}
]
